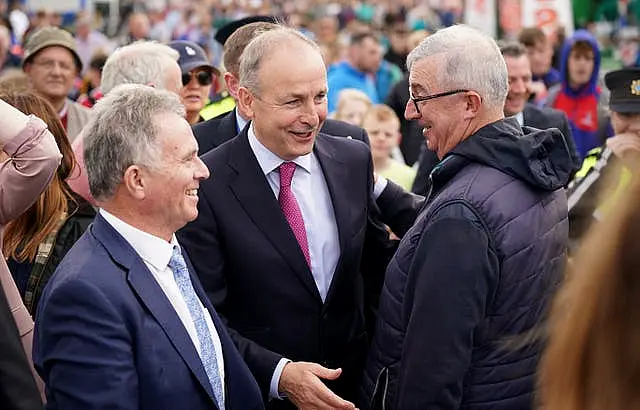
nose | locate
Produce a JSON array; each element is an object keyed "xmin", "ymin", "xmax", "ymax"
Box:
[
  {"xmin": 512, "ymin": 79, "xmax": 526, "ymax": 94},
  {"xmin": 194, "ymin": 156, "xmax": 210, "ymax": 180},
  {"xmin": 405, "ymin": 100, "xmax": 420, "ymax": 121},
  {"xmin": 300, "ymin": 100, "xmax": 320, "ymax": 128}
]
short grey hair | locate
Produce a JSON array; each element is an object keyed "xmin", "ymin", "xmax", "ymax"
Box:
[
  {"xmin": 407, "ymin": 25, "xmax": 508, "ymax": 110},
  {"xmin": 239, "ymin": 27, "xmax": 321, "ymax": 94},
  {"xmin": 84, "ymin": 84, "xmax": 185, "ymax": 201},
  {"xmin": 101, "ymin": 41, "xmax": 179, "ymax": 94}
]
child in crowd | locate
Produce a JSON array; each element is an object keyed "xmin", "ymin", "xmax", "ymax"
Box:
[
  {"xmin": 331, "ymin": 88, "xmax": 372, "ymax": 126},
  {"xmin": 362, "ymin": 104, "xmax": 416, "ymax": 191}
]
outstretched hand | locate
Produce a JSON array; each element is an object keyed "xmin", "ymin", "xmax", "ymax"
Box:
[{"xmin": 278, "ymin": 361, "xmax": 357, "ymax": 410}]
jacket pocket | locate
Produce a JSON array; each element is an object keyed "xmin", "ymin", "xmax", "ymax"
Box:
[{"xmin": 370, "ymin": 366, "xmax": 389, "ymax": 410}]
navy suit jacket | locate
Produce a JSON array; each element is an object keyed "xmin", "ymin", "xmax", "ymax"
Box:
[
  {"xmin": 192, "ymin": 109, "xmax": 370, "ymax": 156},
  {"xmin": 33, "ymin": 214, "xmax": 263, "ymax": 410},
  {"xmin": 178, "ymin": 128, "xmax": 392, "ymax": 409}
]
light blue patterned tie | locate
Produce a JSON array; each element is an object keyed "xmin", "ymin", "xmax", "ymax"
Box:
[{"xmin": 169, "ymin": 245, "xmax": 225, "ymax": 409}]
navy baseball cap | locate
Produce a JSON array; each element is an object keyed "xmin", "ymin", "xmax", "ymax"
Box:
[{"xmin": 168, "ymin": 40, "xmax": 220, "ymax": 76}]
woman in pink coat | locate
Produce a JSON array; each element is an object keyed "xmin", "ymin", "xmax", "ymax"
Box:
[{"xmin": 0, "ymin": 97, "xmax": 61, "ymax": 405}]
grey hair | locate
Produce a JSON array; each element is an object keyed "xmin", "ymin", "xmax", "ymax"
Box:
[
  {"xmin": 238, "ymin": 27, "xmax": 321, "ymax": 94},
  {"xmin": 407, "ymin": 25, "xmax": 508, "ymax": 110},
  {"xmin": 497, "ymin": 40, "xmax": 527, "ymax": 58},
  {"xmin": 101, "ymin": 41, "xmax": 179, "ymax": 94},
  {"xmin": 84, "ymin": 84, "xmax": 185, "ymax": 201}
]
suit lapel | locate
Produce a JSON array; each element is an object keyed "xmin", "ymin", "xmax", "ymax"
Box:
[
  {"xmin": 523, "ymin": 104, "xmax": 544, "ymax": 129},
  {"xmin": 91, "ymin": 215, "xmax": 218, "ymax": 407},
  {"xmin": 226, "ymin": 130, "xmax": 322, "ymax": 303}
]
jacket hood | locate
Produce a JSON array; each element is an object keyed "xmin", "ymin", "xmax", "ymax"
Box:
[
  {"xmin": 446, "ymin": 117, "xmax": 574, "ymax": 190},
  {"xmin": 559, "ymin": 29, "xmax": 601, "ymax": 96}
]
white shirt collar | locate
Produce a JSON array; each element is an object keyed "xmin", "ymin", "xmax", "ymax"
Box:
[
  {"xmin": 247, "ymin": 122, "xmax": 312, "ymax": 176},
  {"xmin": 514, "ymin": 111, "xmax": 524, "ymax": 127},
  {"xmin": 100, "ymin": 209, "xmax": 177, "ymax": 272},
  {"xmin": 235, "ymin": 108, "xmax": 248, "ymax": 134}
]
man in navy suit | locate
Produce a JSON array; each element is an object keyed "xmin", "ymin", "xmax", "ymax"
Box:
[
  {"xmin": 192, "ymin": 20, "xmax": 369, "ymax": 156},
  {"xmin": 33, "ymin": 85, "xmax": 263, "ymax": 410},
  {"xmin": 179, "ymin": 28, "xmax": 392, "ymax": 410}
]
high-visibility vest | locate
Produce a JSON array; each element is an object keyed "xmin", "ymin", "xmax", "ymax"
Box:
[{"xmin": 200, "ymin": 96, "xmax": 235, "ymax": 121}]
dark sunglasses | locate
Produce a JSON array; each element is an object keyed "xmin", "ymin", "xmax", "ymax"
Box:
[{"xmin": 182, "ymin": 70, "xmax": 213, "ymax": 86}]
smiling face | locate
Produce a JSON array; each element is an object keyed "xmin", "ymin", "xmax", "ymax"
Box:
[
  {"xmin": 239, "ymin": 43, "xmax": 328, "ymax": 160},
  {"xmin": 405, "ymin": 55, "xmax": 471, "ymax": 159},
  {"xmin": 142, "ymin": 112, "xmax": 210, "ymax": 237},
  {"xmin": 504, "ymin": 54, "xmax": 532, "ymax": 116}
]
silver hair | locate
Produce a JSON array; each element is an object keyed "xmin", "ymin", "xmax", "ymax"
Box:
[
  {"xmin": 238, "ymin": 27, "xmax": 321, "ymax": 95},
  {"xmin": 84, "ymin": 84, "xmax": 186, "ymax": 201},
  {"xmin": 407, "ymin": 25, "xmax": 509, "ymax": 110},
  {"xmin": 101, "ymin": 41, "xmax": 179, "ymax": 94}
]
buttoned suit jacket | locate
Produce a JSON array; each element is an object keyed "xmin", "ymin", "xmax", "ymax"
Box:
[
  {"xmin": 33, "ymin": 214, "xmax": 264, "ymax": 410},
  {"xmin": 178, "ymin": 128, "xmax": 391, "ymax": 409}
]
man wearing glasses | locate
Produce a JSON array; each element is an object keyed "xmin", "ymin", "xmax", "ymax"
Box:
[
  {"xmin": 22, "ymin": 27, "xmax": 92, "ymax": 142},
  {"xmin": 362, "ymin": 25, "xmax": 573, "ymax": 409}
]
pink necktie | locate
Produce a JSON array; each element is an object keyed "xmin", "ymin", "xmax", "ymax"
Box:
[{"xmin": 278, "ymin": 162, "xmax": 311, "ymax": 267}]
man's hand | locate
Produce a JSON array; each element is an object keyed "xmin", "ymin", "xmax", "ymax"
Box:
[
  {"xmin": 278, "ymin": 361, "xmax": 356, "ymax": 410},
  {"xmin": 606, "ymin": 132, "xmax": 640, "ymax": 169}
]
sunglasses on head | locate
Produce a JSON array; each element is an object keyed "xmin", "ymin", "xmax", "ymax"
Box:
[{"xmin": 182, "ymin": 69, "xmax": 213, "ymax": 86}]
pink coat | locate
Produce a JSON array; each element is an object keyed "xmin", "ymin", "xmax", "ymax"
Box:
[{"xmin": 0, "ymin": 115, "xmax": 62, "ymax": 397}]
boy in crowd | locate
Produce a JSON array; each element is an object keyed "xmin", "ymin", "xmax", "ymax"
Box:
[
  {"xmin": 544, "ymin": 29, "xmax": 613, "ymax": 160},
  {"xmin": 363, "ymin": 104, "xmax": 416, "ymax": 191},
  {"xmin": 519, "ymin": 26, "xmax": 561, "ymax": 102}
]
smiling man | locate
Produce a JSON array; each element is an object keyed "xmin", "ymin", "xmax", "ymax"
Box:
[
  {"xmin": 410, "ymin": 40, "xmax": 579, "ymax": 196},
  {"xmin": 179, "ymin": 27, "xmax": 392, "ymax": 410},
  {"xmin": 362, "ymin": 25, "xmax": 572, "ymax": 409},
  {"xmin": 33, "ymin": 84, "xmax": 263, "ymax": 410}
]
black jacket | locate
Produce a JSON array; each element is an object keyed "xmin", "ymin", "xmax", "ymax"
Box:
[
  {"xmin": 363, "ymin": 118, "xmax": 571, "ymax": 409},
  {"xmin": 0, "ymin": 279, "xmax": 42, "ymax": 410}
]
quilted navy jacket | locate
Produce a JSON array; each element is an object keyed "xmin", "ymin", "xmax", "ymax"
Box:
[{"xmin": 362, "ymin": 117, "xmax": 572, "ymax": 410}]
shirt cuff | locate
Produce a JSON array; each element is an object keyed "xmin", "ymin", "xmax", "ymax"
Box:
[
  {"xmin": 269, "ymin": 358, "xmax": 291, "ymax": 400},
  {"xmin": 373, "ymin": 176, "xmax": 388, "ymax": 199}
]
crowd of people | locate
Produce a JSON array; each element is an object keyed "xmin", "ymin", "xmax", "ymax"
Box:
[{"xmin": 1, "ymin": 2, "xmax": 640, "ymax": 410}]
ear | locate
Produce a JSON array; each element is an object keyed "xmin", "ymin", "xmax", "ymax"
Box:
[
  {"xmin": 23, "ymin": 63, "xmax": 32, "ymax": 74},
  {"xmin": 122, "ymin": 165, "xmax": 147, "ymax": 200},
  {"xmin": 224, "ymin": 72, "xmax": 239, "ymax": 99},
  {"xmin": 395, "ymin": 131, "xmax": 402, "ymax": 145},
  {"xmin": 462, "ymin": 91, "xmax": 482, "ymax": 121},
  {"xmin": 237, "ymin": 86, "xmax": 255, "ymax": 120}
]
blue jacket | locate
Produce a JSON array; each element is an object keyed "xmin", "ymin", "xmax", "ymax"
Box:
[
  {"xmin": 327, "ymin": 61, "xmax": 379, "ymax": 112},
  {"xmin": 33, "ymin": 214, "xmax": 264, "ymax": 410},
  {"xmin": 362, "ymin": 118, "xmax": 572, "ymax": 409}
]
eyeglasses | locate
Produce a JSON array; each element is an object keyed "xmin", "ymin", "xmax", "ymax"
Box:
[
  {"xmin": 409, "ymin": 89, "xmax": 469, "ymax": 114},
  {"xmin": 182, "ymin": 70, "xmax": 213, "ymax": 87}
]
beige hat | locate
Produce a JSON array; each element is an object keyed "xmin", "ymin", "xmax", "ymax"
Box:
[{"xmin": 22, "ymin": 26, "xmax": 82, "ymax": 72}]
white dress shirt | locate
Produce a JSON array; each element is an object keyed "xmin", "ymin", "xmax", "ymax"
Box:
[
  {"xmin": 100, "ymin": 209, "xmax": 225, "ymax": 400},
  {"xmin": 515, "ymin": 111, "xmax": 524, "ymax": 127},
  {"xmin": 247, "ymin": 123, "xmax": 341, "ymax": 398}
]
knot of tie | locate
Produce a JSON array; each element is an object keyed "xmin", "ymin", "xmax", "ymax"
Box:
[
  {"xmin": 279, "ymin": 162, "xmax": 296, "ymax": 188},
  {"xmin": 168, "ymin": 245, "xmax": 184, "ymax": 270}
]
